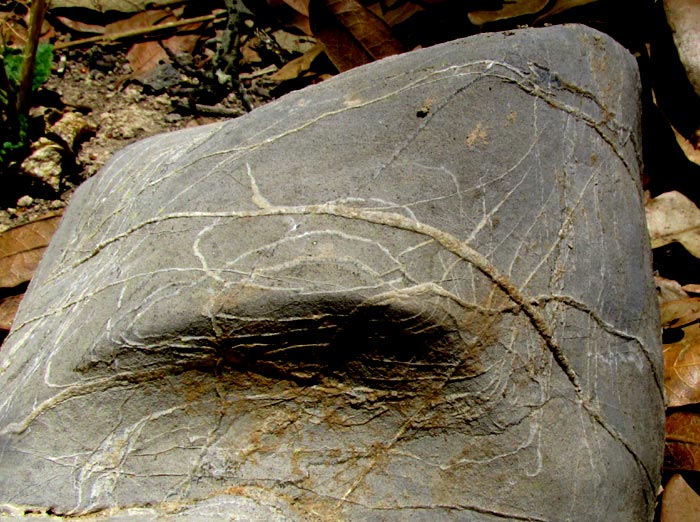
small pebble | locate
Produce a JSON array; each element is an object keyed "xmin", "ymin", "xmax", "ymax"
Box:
[
  {"xmin": 165, "ymin": 113, "xmax": 183, "ymax": 123},
  {"xmin": 124, "ymin": 86, "xmax": 144, "ymax": 103},
  {"xmin": 16, "ymin": 196, "xmax": 34, "ymax": 207}
]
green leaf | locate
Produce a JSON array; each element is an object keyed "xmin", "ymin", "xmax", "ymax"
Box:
[
  {"xmin": 2, "ymin": 47, "xmax": 23, "ymax": 87},
  {"xmin": 1, "ymin": 43, "xmax": 53, "ymax": 90},
  {"xmin": 0, "ymin": 140, "xmax": 25, "ymax": 164},
  {"xmin": 0, "ymin": 114, "xmax": 28, "ymax": 164},
  {"xmin": 33, "ymin": 43, "xmax": 53, "ymax": 89}
]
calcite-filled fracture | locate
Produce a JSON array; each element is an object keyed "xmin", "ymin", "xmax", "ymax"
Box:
[{"xmin": 0, "ymin": 24, "xmax": 663, "ymax": 521}]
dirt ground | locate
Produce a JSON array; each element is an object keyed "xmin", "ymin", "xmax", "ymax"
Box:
[
  {"xmin": 0, "ymin": 5, "xmax": 318, "ymax": 231},
  {"xmin": 0, "ymin": 50, "xmax": 239, "ymax": 230}
]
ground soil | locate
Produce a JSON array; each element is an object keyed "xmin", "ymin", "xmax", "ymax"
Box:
[
  {"xmin": 0, "ymin": 9, "xmax": 313, "ymax": 231},
  {"xmin": 0, "ymin": 50, "xmax": 236, "ymax": 231}
]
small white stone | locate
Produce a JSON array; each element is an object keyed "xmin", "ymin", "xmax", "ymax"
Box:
[{"xmin": 16, "ymin": 195, "xmax": 34, "ymax": 207}]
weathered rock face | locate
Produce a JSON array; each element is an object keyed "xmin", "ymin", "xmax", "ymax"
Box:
[{"xmin": 0, "ymin": 24, "xmax": 663, "ymax": 521}]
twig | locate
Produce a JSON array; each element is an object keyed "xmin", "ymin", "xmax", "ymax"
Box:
[
  {"xmin": 16, "ymin": 0, "xmax": 46, "ymax": 115},
  {"xmin": 239, "ymin": 64, "xmax": 278, "ymax": 79},
  {"xmin": 171, "ymin": 98, "xmax": 244, "ymax": 117},
  {"xmin": 214, "ymin": 0, "xmax": 253, "ymax": 112},
  {"xmin": 54, "ymin": 13, "xmax": 226, "ymax": 51}
]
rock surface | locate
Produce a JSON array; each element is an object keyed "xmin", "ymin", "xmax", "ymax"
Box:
[{"xmin": 0, "ymin": 24, "xmax": 663, "ymax": 521}]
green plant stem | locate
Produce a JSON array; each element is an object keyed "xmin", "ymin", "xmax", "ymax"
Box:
[{"xmin": 16, "ymin": 0, "xmax": 47, "ymax": 115}]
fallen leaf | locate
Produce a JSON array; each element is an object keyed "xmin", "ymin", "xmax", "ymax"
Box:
[
  {"xmin": 126, "ymin": 34, "xmax": 199, "ymax": 82},
  {"xmin": 268, "ymin": 0, "xmax": 313, "ymax": 35},
  {"xmin": 683, "ymin": 284, "xmax": 700, "ymax": 294},
  {"xmin": 272, "ymin": 29, "xmax": 317, "ymax": 55},
  {"xmin": 666, "ymin": 412, "xmax": 700, "ymax": 472},
  {"xmin": 672, "ymin": 124, "xmax": 700, "ymax": 167},
  {"xmin": 48, "ymin": 0, "xmax": 174, "ymax": 13},
  {"xmin": 54, "ymin": 15, "xmax": 106, "ymax": 35},
  {"xmin": 534, "ymin": 0, "xmax": 601, "ymax": 23},
  {"xmin": 646, "ymin": 191, "xmax": 700, "ymax": 259},
  {"xmin": 111, "ymin": 8, "xmax": 204, "ymax": 82},
  {"xmin": 0, "ymin": 11, "xmax": 29, "ymax": 47},
  {"xmin": 657, "ymin": 275, "xmax": 690, "ymax": 304},
  {"xmin": 0, "ymin": 294, "xmax": 23, "ymax": 333},
  {"xmin": 241, "ymin": 37, "xmax": 264, "ymax": 64},
  {"xmin": 469, "ymin": 0, "xmax": 548, "ymax": 25},
  {"xmin": 310, "ymin": 0, "xmax": 405, "ymax": 72},
  {"xmin": 327, "ymin": 0, "xmax": 405, "ymax": 58},
  {"xmin": 270, "ymin": 42, "xmax": 323, "ymax": 80},
  {"xmin": 661, "ymin": 473, "xmax": 700, "ymax": 521},
  {"xmin": 661, "ymin": 298, "xmax": 700, "ymax": 328},
  {"xmin": 0, "ymin": 212, "xmax": 62, "ymax": 289},
  {"xmin": 664, "ymin": 322, "xmax": 700, "ymax": 407},
  {"xmin": 104, "ymin": 8, "xmax": 175, "ymax": 36},
  {"xmin": 279, "ymin": 0, "xmax": 310, "ymax": 16},
  {"xmin": 311, "ymin": 4, "xmax": 372, "ymax": 71},
  {"xmin": 366, "ymin": 1, "xmax": 424, "ymax": 27}
]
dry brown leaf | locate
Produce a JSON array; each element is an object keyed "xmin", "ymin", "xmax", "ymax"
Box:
[
  {"xmin": 0, "ymin": 11, "xmax": 29, "ymax": 47},
  {"xmin": 279, "ymin": 0, "xmax": 310, "ymax": 16},
  {"xmin": 534, "ymin": 0, "xmax": 601, "ymax": 22},
  {"xmin": 661, "ymin": 473, "xmax": 700, "ymax": 521},
  {"xmin": 672, "ymin": 124, "xmax": 700, "ymax": 167},
  {"xmin": 664, "ymin": 322, "xmax": 700, "ymax": 407},
  {"xmin": 469, "ymin": 0, "xmax": 548, "ymax": 25},
  {"xmin": 126, "ymin": 41, "xmax": 170, "ymax": 81},
  {"xmin": 241, "ymin": 37, "xmax": 264, "ymax": 64},
  {"xmin": 48, "ymin": 0, "xmax": 174, "ymax": 13},
  {"xmin": 55, "ymin": 15, "xmax": 106, "ymax": 35},
  {"xmin": 268, "ymin": 0, "xmax": 313, "ymax": 34},
  {"xmin": 105, "ymin": 8, "xmax": 176, "ymax": 36},
  {"xmin": 661, "ymin": 298, "xmax": 700, "ymax": 328},
  {"xmin": 112, "ymin": 8, "xmax": 204, "ymax": 81},
  {"xmin": 272, "ymin": 29, "xmax": 317, "ymax": 55},
  {"xmin": 270, "ymin": 43, "xmax": 324, "ymax": 80},
  {"xmin": 310, "ymin": 0, "xmax": 405, "ymax": 72},
  {"xmin": 311, "ymin": 9, "xmax": 371, "ymax": 71},
  {"xmin": 0, "ymin": 212, "xmax": 62, "ymax": 289},
  {"xmin": 646, "ymin": 191, "xmax": 700, "ymax": 259},
  {"xmin": 126, "ymin": 34, "xmax": 199, "ymax": 82},
  {"xmin": 127, "ymin": 35, "xmax": 199, "ymax": 81},
  {"xmin": 0, "ymin": 294, "xmax": 23, "ymax": 333},
  {"xmin": 683, "ymin": 284, "xmax": 700, "ymax": 295},
  {"xmin": 666, "ymin": 412, "xmax": 700, "ymax": 472},
  {"xmin": 657, "ymin": 276, "xmax": 690, "ymax": 304},
  {"xmin": 327, "ymin": 0, "xmax": 405, "ymax": 58},
  {"xmin": 366, "ymin": 1, "xmax": 424, "ymax": 27}
]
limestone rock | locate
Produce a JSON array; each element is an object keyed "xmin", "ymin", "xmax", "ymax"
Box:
[
  {"xmin": 0, "ymin": 25, "xmax": 663, "ymax": 521},
  {"xmin": 19, "ymin": 137, "xmax": 63, "ymax": 192}
]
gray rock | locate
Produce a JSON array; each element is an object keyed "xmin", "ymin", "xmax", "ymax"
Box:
[{"xmin": 0, "ymin": 24, "xmax": 663, "ymax": 521}]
